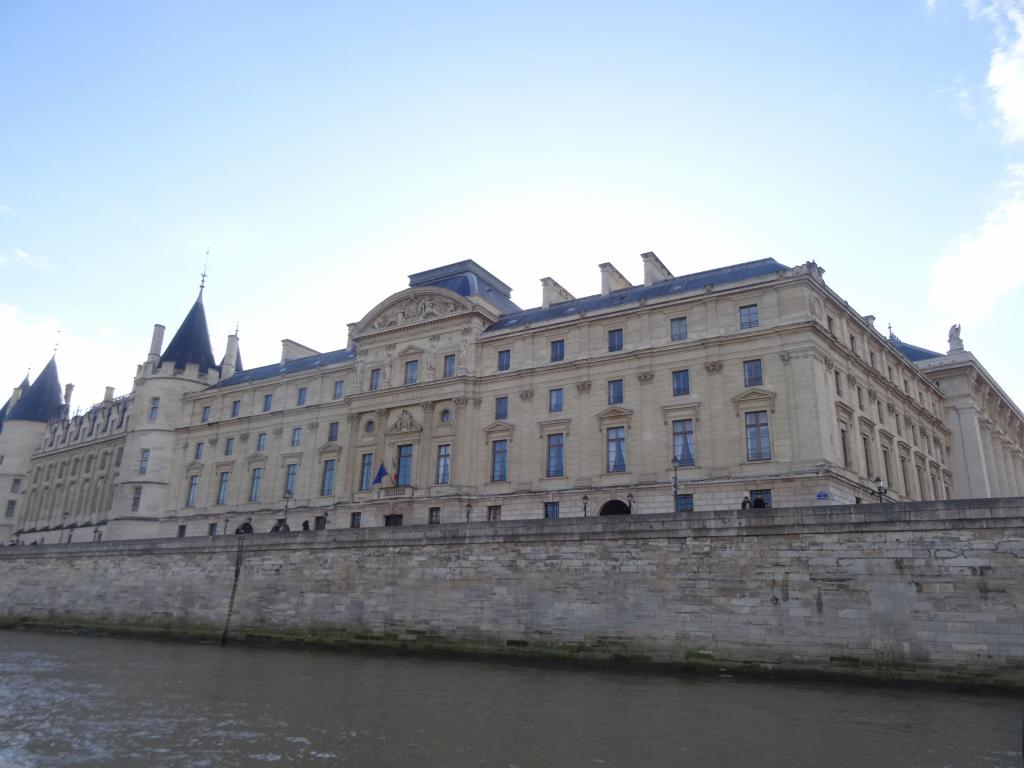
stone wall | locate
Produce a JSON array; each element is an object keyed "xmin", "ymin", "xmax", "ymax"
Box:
[{"xmin": 2, "ymin": 498, "xmax": 1024, "ymax": 688}]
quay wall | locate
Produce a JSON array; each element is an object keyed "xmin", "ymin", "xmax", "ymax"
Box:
[{"xmin": 3, "ymin": 499, "xmax": 1024, "ymax": 687}]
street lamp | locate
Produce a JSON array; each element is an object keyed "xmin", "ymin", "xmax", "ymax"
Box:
[
  {"xmin": 872, "ymin": 476, "xmax": 889, "ymax": 504},
  {"xmin": 465, "ymin": 502, "xmax": 472, "ymax": 523},
  {"xmin": 582, "ymin": 494, "xmax": 589, "ymax": 517},
  {"xmin": 671, "ymin": 455, "xmax": 682, "ymax": 513},
  {"xmin": 626, "ymin": 492, "xmax": 635, "ymax": 513}
]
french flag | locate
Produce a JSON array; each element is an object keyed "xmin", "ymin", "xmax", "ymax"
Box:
[{"xmin": 372, "ymin": 462, "xmax": 389, "ymax": 485}]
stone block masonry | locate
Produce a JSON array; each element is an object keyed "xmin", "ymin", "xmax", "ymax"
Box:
[{"xmin": 2, "ymin": 498, "xmax": 1024, "ymax": 688}]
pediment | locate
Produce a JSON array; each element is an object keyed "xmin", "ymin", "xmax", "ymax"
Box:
[
  {"xmin": 353, "ymin": 288, "xmax": 477, "ymax": 338},
  {"xmin": 246, "ymin": 453, "xmax": 266, "ymax": 465},
  {"xmin": 484, "ymin": 420, "xmax": 514, "ymax": 434},
  {"xmin": 386, "ymin": 409, "xmax": 422, "ymax": 434},
  {"xmin": 537, "ymin": 417, "xmax": 571, "ymax": 437},
  {"xmin": 186, "ymin": 460, "xmax": 203, "ymax": 472},
  {"xmin": 731, "ymin": 387, "xmax": 777, "ymax": 414},
  {"xmin": 397, "ymin": 344, "xmax": 425, "ymax": 357},
  {"xmin": 595, "ymin": 406, "xmax": 634, "ymax": 423},
  {"xmin": 660, "ymin": 400, "xmax": 702, "ymax": 425},
  {"xmin": 318, "ymin": 441, "xmax": 342, "ymax": 455}
]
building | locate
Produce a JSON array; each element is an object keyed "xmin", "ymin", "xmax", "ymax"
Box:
[{"xmin": 2, "ymin": 254, "xmax": 1022, "ymax": 543}]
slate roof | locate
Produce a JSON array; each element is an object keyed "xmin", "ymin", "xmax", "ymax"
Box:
[
  {"xmin": 7, "ymin": 357, "xmax": 63, "ymax": 422},
  {"xmin": 889, "ymin": 337, "xmax": 943, "ymax": 362},
  {"xmin": 215, "ymin": 348, "xmax": 356, "ymax": 388},
  {"xmin": 409, "ymin": 260, "xmax": 521, "ymax": 314},
  {"xmin": 485, "ymin": 257, "xmax": 789, "ymax": 332},
  {"xmin": 234, "ymin": 347, "xmax": 244, "ymax": 373},
  {"xmin": 161, "ymin": 292, "xmax": 217, "ymax": 374}
]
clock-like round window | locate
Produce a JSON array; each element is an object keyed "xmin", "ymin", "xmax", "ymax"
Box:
[{"xmin": 440, "ymin": 409, "xmax": 453, "ymax": 424}]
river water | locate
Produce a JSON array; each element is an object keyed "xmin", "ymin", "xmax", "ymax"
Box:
[{"xmin": 0, "ymin": 631, "xmax": 1020, "ymax": 767}]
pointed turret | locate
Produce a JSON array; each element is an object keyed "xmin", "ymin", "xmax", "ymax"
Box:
[
  {"xmin": 0, "ymin": 376, "xmax": 29, "ymax": 432},
  {"xmin": 8, "ymin": 357, "xmax": 63, "ymax": 422},
  {"xmin": 160, "ymin": 291, "xmax": 217, "ymax": 374}
]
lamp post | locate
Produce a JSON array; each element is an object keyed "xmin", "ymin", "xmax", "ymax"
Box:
[
  {"xmin": 671, "ymin": 455, "xmax": 682, "ymax": 513},
  {"xmin": 582, "ymin": 494, "xmax": 589, "ymax": 518},
  {"xmin": 872, "ymin": 476, "xmax": 889, "ymax": 504},
  {"xmin": 626, "ymin": 492, "xmax": 634, "ymax": 513},
  {"xmin": 465, "ymin": 502, "xmax": 472, "ymax": 523}
]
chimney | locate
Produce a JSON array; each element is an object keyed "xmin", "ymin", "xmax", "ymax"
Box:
[
  {"xmin": 281, "ymin": 339, "xmax": 320, "ymax": 363},
  {"xmin": 221, "ymin": 334, "xmax": 239, "ymax": 380},
  {"xmin": 148, "ymin": 324, "xmax": 165, "ymax": 364},
  {"xmin": 641, "ymin": 251, "xmax": 673, "ymax": 285},
  {"xmin": 103, "ymin": 386, "xmax": 115, "ymax": 404},
  {"xmin": 599, "ymin": 263, "xmax": 632, "ymax": 296},
  {"xmin": 540, "ymin": 277, "xmax": 576, "ymax": 309}
]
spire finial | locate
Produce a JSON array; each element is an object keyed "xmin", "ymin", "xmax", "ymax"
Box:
[
  {"xmin": 234, "ymin": 321, "xmax": 240, "ymax": 336},
  {"xmin": 53, "ymin": 328, "xmax": 60, "ymax": 356},
  {"xmin": 200, "ymin": 249, "xmax": 209, "ymax": 292},
  {"xmin": 887, "ymin": 323, "xmax": 893, "ymax": 339}
]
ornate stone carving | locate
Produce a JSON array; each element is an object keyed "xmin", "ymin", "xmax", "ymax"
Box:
[
  {"xmin": 576, "ymin": 380, "xmax": 592, "ymax": 394},
  {"xmin": 386, "ymin": 409, "xmax": 422, "ymax": 434},
  {"xmin": 705, "ymin": 361, "xmax": 723, "ymax": 374},
  {"xmin": 846, "ymin": 373, "xmax": 858, "ymax": 387},
  {"xmin": 948, "ymin": 323, "xmax": 963, "ymax": 353},
  {"xmin": 307, "ymin": 421, "xmax": 319, "ymax": 430},
  {"xmin": 637, "ymin": 371, "xmax": 654, "ymax": 384},
  {"xmin": 519, "ymin": 389, "xmax": 534, "ymax": 401},
  {"xmin": 453, "ymin": 397, "xmax": 469, "ymax": 408},
  {"xmin": 824, "ymin": 357, "xmax": 834, "ymax": 370},
  {"xmin": 420, "ymin": 401, "xmax": 436, "ymax": 412},
  {"xmin": 371, "ymin": 294, "xmax": 463, "ymax": 331},
  {"xmin": 374, "ymin": 408, "xmax": 388, "ymax": 418},
  {"xmin": 779, "ymin": 352, "xmax": 792, "ymax": 364}
]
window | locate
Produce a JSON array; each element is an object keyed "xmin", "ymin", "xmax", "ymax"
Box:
[
  {"xmin": 396, "ymin": 444, "xmax": 413, "ymax": 486},
  {"xmin": 443, "ymin": 354, "xmax": 456, "ymax": 378},
  {"xmin": 491, "ymin": 439, "xmax": 508, "ymax": 481},
  {"xmin": 549, "ymin": 388, "xmax": 563, "ymax": 413},
  {"xmin": 370, "ymin": 368, "xmax": 381, "ymax": 390},
  {"xmin": 550, "ymin": 339, "xmax": 565, "ymax": 362},
  {"xmin": 350, "ymin": 511, "xmax": 362, "ymax": 528},
  {"xmin": 857, "ymin": 387, "xmax": 864, "ymax": 410},
  {"xmin": 231, "ymin": 400, "xmax": 240, "ymax": 417},
  {"xmin": 749, "ymin": 489, "xmax": 772, "ymax": 508},
  {"xmin": 487, "ymin": 505, "xmax": 502, "ymax": 522},
  {"xmin": 739, "ymin": 304, "xmax": 759, "ymax": 329},
  {"xmin": 131, "ymin": 486, "xmax": 142, "ymax": 512},
  {"xmin": 404, "ymin": 360, "xmax": 419, "ymax": 385},
  {"xmin": 185, "ymin": 475, "xmax": 199, "ymax": 507},
  {"xmin": 743, "ymin": 360, "xmax": 763, "ymax": 387},
  {"xmin": 297, "ymin": 387, "xmax": 308, "ymax": 406},
  {"xmin": 249, "ymin": 468, "xmax": 262, "ymax": 502},
  {"xmin": 383, "ymin": 513, "xmax": 404, "ymax": 527},
  {"xmin": 262, "ymin": 394, "xmax": 273, "ymax": 412},
  {"xmin": 10, "ymin": 478, "xmax": 21, "ymax": 493},
  {"xmin": 546, "ymin": 433, "xmax": 564, "ymax": 477},
  {"xmin": 256, "ymin": 433, "xmax": 267, "ymax": 452},
  {"xmin": 177, "ymin": 525, "xmax": 187, "ymax": 538},
  {"xmin": 285, "ymin": 463, "xmax": 298, "ymax": 497},
  {"xmin": 888, "ymin": 365, "xmax": 894, "ymax": 382},
  {"xmin": 194, "ymin": 442, "xmax": 204, "ymax": 461},
  {"xmin": 5, "ymin": 500, "xmax": 15, "ymax": 518},
  {"xmin": 869, "ymin": 350, "xmax": 876, "ymax": 368},
  {"xmin": 149, "ymin": 397, "xmax": 160, "ymax": 420},
  {"xmin": 672, "ymin": 419, "xmax": 695, "ymax": 466},
  {"xmin": 429, "ymin": 507, "xmax": 441, "ymax": 525},
  {"xmin": 328, "ymin": 421, "xmax": 339, "ymax": 442},
  {"xmin": 333, "ymin": 380, "xmax": 344, "ymax": 400},
  {"xmin": 608, "ymin": 379, "xmax": 623, "ymax": 405},
  {"xmin": 208, "ymin": 523, "xmax": 219, "ymax": 536},
  {"xmin": 862, "ymin": 436, "xmax": 873, "ymax": 477},
  {"xmin": 544, "ymin": 501, "xmax": 560, "ymax": 519},
  {"xmin": 745, "ymin": 411, "xmax": 771, "ymax": 461},
  {"xmin": 321, "ymin": 459, "xmax": 336, "ymax": 496},
  {"xmin": 841, "ymin": 427, "xmax": 850, "ymax": 467},
  {"xmin": 495, "ymin": 396, "xmax": 509, "ymax": 420},
  {"xmin": 436, "ymin": 444, "xmax": 451, "ymax": 485},
  {"xmin": 882, "ymin": 448, "xmax": 892, "ymax": 488},
  {"xmin": 359, "ymin": 454, "xmax": 373, "ymax": 491},
  {"xmin": 849, "ymin": 334, "xmax": 857, "ymax": 355},
  {"xmin": 608, "ymin": 328, "xmax": 623, "ymax": 352},
  {"xmin": 835, "ymin": 371, "xmax": 843, "ymax": 396},
  {"xmin": 670, "ymin": 317, "xmax": 688, "ymax": 341},
  {"xmin": 314, "ymin": 515, "xmax": 327, "ymax": 530},
  {"xmin": 901, "ymin": 456, "xmax": 910, "ymax": 496},
  {"xmin": 115, "ymin": 447, "xmax": 123, "ymax": 467},
  {"xmin": 675, "ymin": 494, "xmax": 694, "ymax": 513},
  {"xmin": 826, "ymin": 316, "xmax": 834, "ymax": 335},
  {"xmin": 607, "ymin": 427, "xmax": 626, "ymax": 472},
  {"xmin": 138, "ymin": 449, "xmax": 150, "ymax": 475},
  {"xmin": 440, "ymin": 409, "xmax": 453, "ymax": 423},
  {"xmin": 497, "ymin": 349, "xmax": 511, "ymax": 371},
  {"xmin": 201, "ymin": 405, "xmax": 211, "ymax": 423},
  {"xmin": 217, "ymin": 472, "xmax": 230, "ymax": 505},
  {"xmin": 672, "ymin": 370, "xmax": 690, "ymax": 397},
  {"xmin": 291, "ymin": 427, "xmax": 302, "ymax": 448}
]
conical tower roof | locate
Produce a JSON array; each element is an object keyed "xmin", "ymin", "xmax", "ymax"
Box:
[
  {"xmin": 161, "ymin": 292, "xmax": 217, "ymax": 374},
  {"xmin": 0, "ymin": 376, "xmax": 29, "ymax": 433},
  {"xmin": 8, "ymin": 357, "xmax": 63, "ymax": 422}
]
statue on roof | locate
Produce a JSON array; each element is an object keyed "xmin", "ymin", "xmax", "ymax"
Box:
[{"xmin": 948, "ymin": 323, "xmax": 964, "ymax": 353}]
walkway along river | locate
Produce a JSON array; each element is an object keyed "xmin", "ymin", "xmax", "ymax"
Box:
[{"xmin": 0, "ymin": 630, "xmax": 1021, "ymax": 767}]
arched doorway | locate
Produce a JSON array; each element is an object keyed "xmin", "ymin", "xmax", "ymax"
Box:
[{"xmin": 599, "ymin": 499, "xmax": 631, "ymax": 516}]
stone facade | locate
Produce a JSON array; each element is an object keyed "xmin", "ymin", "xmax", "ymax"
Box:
[
  {"xmin": 2, "ymin": 254, "xmax": 1019, "ymax": 543},
  {"xmin": 2, "ymin": 499, "xmax": 1024, "ymax": 688}
]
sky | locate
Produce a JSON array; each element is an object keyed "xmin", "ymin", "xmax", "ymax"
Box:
[{"xmin": 1, "ymin": 1, "xmax": 1023, "ymax": 412}]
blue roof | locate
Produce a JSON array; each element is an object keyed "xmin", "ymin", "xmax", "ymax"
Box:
[
  {"xmin": 162, "ymin": 292, "xmax": 217, "ymax": 374},
  {"xmin": 409, "ymin": 260, "xmax": 521, "ymax": 314},
  {"xmin": 889, "ymin": 338, "xmax": 943, "ymax": 362},
  {"xmin": 8, "ymin": 357, "xmax": 63, "ymax": 422},
  {"xmin": 485, "ymin": 258, "xmax": 789, "ymax": 331},
  {"xmin": 215, "ymin": 347, "xmax": 356, "ymax": 388}
]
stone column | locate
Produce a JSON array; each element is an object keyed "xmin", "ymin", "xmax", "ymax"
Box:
[
  {"xmin": 343, "ymin": 413, "xmax": 361, "ymax": 500},
  {"xmin": 1001, "ymin": 438, "xmax": 1021, "ymax": 495},
  {"xmin": 416, "ymin": 402, "xmax": 435, "ymax": 490},
  {"xmin": 979, "ymin": 420, "xmax": 1000, "ymax": 497},
  {"xmin": 990, "ymin": 428, "xmax": 1010, "ymax": 497},
  {"xmin": 947, "ymin": 404, "xmax": 991, "ymax": 498},
  {"xmin": 451, "ymin": 397, "xmax": 470, "ymax": 488}
]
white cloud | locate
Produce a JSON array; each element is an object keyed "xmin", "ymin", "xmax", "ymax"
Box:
[
  {"xmin": 0, "ymin": 248, "xmax": 54, "ymax": 271},
  {"xmin": 930, "ymin": 164, "xmax": 1024, "ymax": 323},
  {"xmin": 926, "ymin": 0, "xmax": 939, "ymax": 12},
  {"xmin": 970, "ymin": 0, "xmax": 1024, "ymax": 142}
]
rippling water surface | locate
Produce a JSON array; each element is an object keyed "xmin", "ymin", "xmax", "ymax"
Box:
[{"xmin": 0, "ymin": 630, "xmax": 1020, "ymax": 767}]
